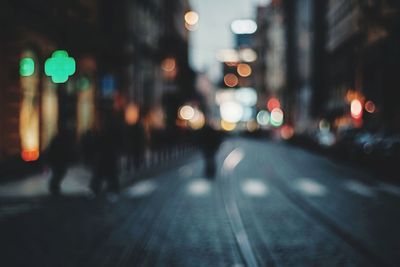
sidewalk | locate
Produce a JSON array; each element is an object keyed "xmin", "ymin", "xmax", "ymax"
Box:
[{"xmin": 0, "ymin": 147, "xmax": 197, "ymax": 199}]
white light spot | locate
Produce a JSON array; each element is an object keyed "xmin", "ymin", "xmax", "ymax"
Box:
[
  {"xmin": 125, "ymin": 180, "xmax": 157, "ymax": 198},
  {"xmin": 222, "ymin": 149, "xmax": 244, "ymax": 173},
  {"xmin": 220, "ymin": 101, "xmax": 244, "ymax": 123},
  {"xmin": 344, "ymin": 180, "xmax": 375, "ymax": 197},
  {"xmin": 378, "ymin": 183, "xmax": 400, "ymax": 197},
  {"xmin": 231, "ymin": 19, "xmax": 257, "ymax": 34},
  {"xmin": 188, "ymin": 179, "xmax": 211, "ymax": 196},
  {"xmin": 242, "ymin": 179, "xmax": 269, "ymax": 197},
  {"xmin": 296, "ymin": 178, "xmax": 327, "ymax": 197}
]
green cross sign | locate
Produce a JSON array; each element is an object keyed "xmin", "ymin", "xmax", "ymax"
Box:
[{"xmin": 45, "ymin": 50, "xmax": 76, "ymax": 83}]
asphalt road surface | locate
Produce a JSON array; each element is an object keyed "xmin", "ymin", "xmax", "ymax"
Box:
[{"xmin": 0, "ymin": 138, "xmax": 399, "ymax": 267}]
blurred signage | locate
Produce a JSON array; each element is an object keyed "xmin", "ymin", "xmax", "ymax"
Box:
[
  {"xmin": 45, "ymin": 50, "xmax": 76, "ymax": 83},
  {"xmin": 101, "ymin": 74, "xmax": 115, "ymax": 98}
]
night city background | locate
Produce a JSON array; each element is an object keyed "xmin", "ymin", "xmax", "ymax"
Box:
[{"xmin": 0, "ymin": 0, "xmax": 400, "ymax": 266}]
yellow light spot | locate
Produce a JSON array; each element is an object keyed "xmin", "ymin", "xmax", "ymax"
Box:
[
  {"xmin": 184, "ymin": 11, "xmax": 199, "ymax": 26},
  {"xmin": 125, "ymin": 103, "xmax": 139, "ymax": 125},
  {"xmin": 221, "ymin": 120, "xmax": 236, "ymax": 131},
  {"xmin": 237, "ymin": 63, "xmax": 252, "ymax": 77}
]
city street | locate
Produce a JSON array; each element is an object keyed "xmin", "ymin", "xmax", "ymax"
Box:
[{"xmin": 0, "ymin": 138, "xmax": 399, "ymax": 267}]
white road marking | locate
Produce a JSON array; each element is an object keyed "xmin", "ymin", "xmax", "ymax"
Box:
[
  {"xmin": 344, "ymin": 180, "xmax": 375, "ymax": 197},
  {"xmin": 220, "ymin": 148, "xmax": 259, "ymax": 267},
  {"xmin": 378, "ymin": 182, "xmax": 400, "ymax": 197},
  {"xmin": 296, "ymin": 178, "xmax": 327, "ymax": 197},
  {"xmin": 0, "ymin": 203, "xmax": 36, "ymax": 218},
  {"xmin": 222, "ymin": 148, "xmax": 244, "ymax": 173},
  {"xmin": 124, "ymin": 180, "xmax": 157, "ymax": 198},
  {"xmin": 187, "ymin": 179, "xmax": 211, "ymax": 196},
  {"xmin": 242, "ymin": 179, "xmax": 269, "ymax": 197}
]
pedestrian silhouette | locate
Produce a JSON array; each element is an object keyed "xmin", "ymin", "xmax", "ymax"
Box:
[
  {"xmin": 125, "ymin": 122, "xmax": 146, "ymax": 171},
  {"xmin": 195, "ymin": 124, "xmax": 223, "ymax": 178},
  {"xmin": 45, "ymin": 126, "xmax": 76, "ymax": 196},
  {"xmin": 89, "ymin": 113, "xmax": 121, "ymax": 195}
]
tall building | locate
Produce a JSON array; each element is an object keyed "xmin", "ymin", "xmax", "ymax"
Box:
[
  {"xmin": 325, "ymin": 0, "xmax": 400, "ymax": 132},
  {"xmin": 0, "ymin": 0, "xmax": 195, "ymax": 173}
]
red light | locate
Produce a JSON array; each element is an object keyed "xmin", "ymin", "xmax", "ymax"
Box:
[
  {"xmin": 21, "ymin": 149, "xmax": 39, "ymax": 162},
  {"xmin": 267, "ymin": 97, "xmax": 280, "ymax": 112},
  {"xmin": 280, "ymin": 125, "xmax": 294, "ymax": 140},
  {"xmin": 224, "ymin": 73, "xmax": 239, "ymax": 87},
  {"xmin": 351, "ymin": 99, "xmax": 363, "ymax": 119},
  {"xmin": 365, "ymin": 101, "xmax": 376, "ymax": 113}
]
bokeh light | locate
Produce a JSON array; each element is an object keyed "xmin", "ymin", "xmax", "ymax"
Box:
[
  {"xmin": 224, "ymin": 73, "xmax": 239, "ymax": 87},
  {"xmin": 319, "ymin": 119, "xmax": 330, "ymax": 132},
  {"xmin": 246, "ymin": 120, "xmax": 259, "ymax": 132},
  {"xmin": 21, "ymin": 149, "xmax": 39, "ymax": 162},
  {"xmin": 365, "ymin": 100, "xmax": 376, "ymax": 113},
  {"xmin": 256, "ymin": 110, "xmax": 270, "ymax": 126},
  {"xmin": 237, "ymin": 63, "xmax": 252, "ymax": 77},
  {"xmin": 161, "ymin": 58, "xmax": 176, "ymax": 72},
  {"xmin": 231, "ymin": 19, "xmax": 257, "ymax": 34},
  {"xmin": 235, "ymin": 87, "xmax": 257, "ymax": 106},
  {"xmin": 178, "ymin": 105, "xmax": 195, "ymax": 121},
  {"xmin": 221, "ymin": 120, "xmax": 236, "ymax": 131},
  {"xmin": 270, "ymin": 108, "xmax": 284, "ymax": 127},
  {"xmin": 220, "ymin": 101, "xmax": 243, "ymax": 123},
  {"xmin": 239, "ymin": 48, "xmax": 257, "ymax": 62},
  {"xmin": 280, "ymin": 125, "xmax": 294, "ymax": 140},
  {"xmin": 188, "ymin": 109, "xmax": 205, "ymax": 130},
  {"xmin": 20, "ymin": 58, "xmax": 35, "ymax": 76},
  {"xmin": 351, "ymin": 99, "xmax": 363, "ymax": 119},
  {"xmin": 125, "ymin": 103, "xmax": 139, "ymax": 125},
  {"xmin": 267, "ymin": 97, "xmax": 280, "ymax": 112},
  {"xmin": 184, "ymin": 11, "xmax": 199, "ymax": 26}
]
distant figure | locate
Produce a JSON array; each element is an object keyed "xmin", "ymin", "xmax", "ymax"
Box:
[
  {"xmin": 46, "ymin": 127, "xmax": 76, "ymax": 196},
  {"xmin": 196, "ymin": 124, "xmax": 223, "ymax": 178},
  {"xmin": 89, "ymin": 114, "xmax": 121, "ymax": 195},
  {"xmin": 125, "ymin": 122, "xmax": 146, "ymax": 171}
]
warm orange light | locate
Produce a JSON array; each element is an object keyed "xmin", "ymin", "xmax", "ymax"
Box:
[
  {"xmin": 280, "ymin": 125, "xmax": 294, "ymax": 140},
  {"xmin": 125, "ymin": 103, "xmax": 139, "ymax": 125},
  {"xmin": 161, "ymin": 58, "xmax": 176, "ymax": 72},
  {"xmin": 267, "ymin": 97, "xmax": 280, "ymax": 112},
  {"xmin": 221, "ymin": 120, "xmax": 236, "ymax": 131},
  {"xmin": 226, "ymin": 62, "xmax": 239, "ymax": 67},
  {"xmin": 365, "ymin": 100, "xmax": 376, "ymax": 113},
  {"xmin": 21, "ymin": 149, "xmax": 39, "ymax": 162},
  {"xmin": 184, "ymin": 11, "xmax": 199, "ymax": 26},
  {"xmin": 224, "ymin": 73, "xmax": 239, "ymax": 87},
  {"xmin": 351, "ymin": 99, "xmax": 363, "ymax": 119},
  {"xmin": 237, "ymin": 63, "xmax": 252, "ymax": 77}
]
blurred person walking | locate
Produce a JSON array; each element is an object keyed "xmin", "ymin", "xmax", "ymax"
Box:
[
  {"xmin": 89, "ymin": 113, "xmax": 122, "ymax": 196},
  {"xmin": 125, "ymin": 121, "xmax": 146, "ymax": 171},
  {"xmin": 45, "ymin": 126, "xmax": 76, "ymax": 196},
  {"xmin": 195, "ymin": 123, "xmax": 223, "ymax": 178}
]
